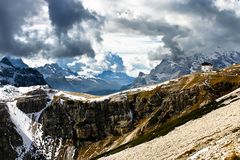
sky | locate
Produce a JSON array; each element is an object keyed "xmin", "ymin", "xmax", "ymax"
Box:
[{"xmin": 0, "ymin": 0, "xmax": 240, "ymax": 76}]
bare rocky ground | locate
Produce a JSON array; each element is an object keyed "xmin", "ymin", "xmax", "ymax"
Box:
[{"xmin": 101, "ymin": 89, "xmax": 240, "ymax": 160}]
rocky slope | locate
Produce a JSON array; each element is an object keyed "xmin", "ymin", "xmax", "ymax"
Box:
[
  {"xmin": 1, "ymin": 64, "xmax": 240, "ymax": 159},
  {"xmin": 0, "ymin": 57, "xmax": 46, "ymax": 87},
  {"xmin": 128, "ymin": 51, "xmax": 240, "ymax": 89},
  {"xmin": 101, "ymin": 88, "xmax": 240, "ymax": 160}
]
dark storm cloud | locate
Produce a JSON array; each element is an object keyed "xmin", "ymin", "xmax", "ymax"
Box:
[
  {"xmin": 46, "ymin": 0, "xmax": 96, "ymax": 35},
  {"xmin": 172, "ymin": 0, "xmax": 240, "ymax": 38},
  {"xmin": 165, "ymin": 0, "xmax": 240, "ymax": 54},
  {"xmin": 53, "ymin": 36, "xmax": 95, "ymax": 57},
  {"xmin": 0, "ymin": 0, "xmax": 45, "ymax": 57},
  {"xmin": 0, "ymin": 0, "xmax": 103, "ymax": 58},
  {"xmin": 115, "ymin": 18, "xmax": 189, "ymax": 59},
  {"xmin": 45, "ymin": 0, "xmax": 102, "ymax": 57},
  {"xmin": 127, "ymin": 0, "xmax": 240, "ymax": 60}
]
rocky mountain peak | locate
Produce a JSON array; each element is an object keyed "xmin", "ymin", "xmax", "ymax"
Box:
[
  {"xmin": 127, "ymin": 51, "xmax": 240, "ymax": 89},
  {"xmin": 1, "ymin": 57, "xmax": 15, "ymax": 67},
  {"xmin": 1, "ymin": 56, "xmax": 29, "ymax": 68},
  {"xmin": 37, "ymin": 63, "xmax": 78, "ymax": 78},
  {"xmin": 0, "ymin": 57, "xmax": 46, "ymax": 87},
  {"xmin": 138, "ymin": 72, "xmax": 146, "ymax": 77}
]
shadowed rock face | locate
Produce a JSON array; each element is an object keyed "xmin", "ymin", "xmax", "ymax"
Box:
[
  {"xmin": 41, "ymin": 99, "xmax": 133, "ymax": 142},
  {"xmin": 14, "ymin": 68, "xmax": 46, "ymax": 87},
  {"xmin": 40, "ymin": 78, "xmax": 240, "ymax": 159},
  {"xmin": 0, "ymin": 58, "xmax": 46, "ymax": 87},
  {"xmin": 0, "ymin": 103, "xmax": 22, "ymax": 160},
  {"xmin": 16, "ymin": 89, "xmax": 49, "ymax": 113}
]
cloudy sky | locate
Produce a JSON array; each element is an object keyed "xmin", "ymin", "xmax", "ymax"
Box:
[{"xmin": 0, "ymin": 0, "xmax": 240, "ymax": 76}]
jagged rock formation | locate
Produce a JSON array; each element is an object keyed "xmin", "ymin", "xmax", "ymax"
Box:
[
  {"xmin": 3, "ymin": 56, "xmax": 29, "ymax": 69},
  {"xmin": 0, "ymin": 57, "xmax": 46, "ymax": 87},
  {"xmin": 16, "ymin": 89, "xmax": 49, "ymax": 113},
  {"xmin": 127, "ymin": 51, "xmax": 240, "ymax": 89},
  {"xmin": 1, "ymin": 64, "xmax": 240, "ymax": 159}
]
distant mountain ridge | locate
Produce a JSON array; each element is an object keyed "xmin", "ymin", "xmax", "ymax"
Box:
[
  {"xmin": 4, "ymin": 56, "xmax": 29, "ymax": 68},
  {"xmin": 0, "ymin": 56, "xmax": 46, "ymax": 86},
  {"xmin": 127, "ymin": 51, "xmax": 240, "ymax": 89},
  {"xmin": 0, "ymin": 55, "xmax": 134, "ymax": 95},
  {"xmin": 96, "ymin": 70, "xmax": 134, "ymax": 86},
  {"xmin": 37, "ymin": 63, "xmax": 78, "ymax": 78},
  {"xmin": 36, "ymin": 63, "xmax": 134, "ymax": 95}
]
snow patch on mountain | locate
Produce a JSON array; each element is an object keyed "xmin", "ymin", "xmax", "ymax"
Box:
[
  {"xmin": 7, "ymin": 101, "xmax": 33, "ymax": 159},
  {"xmin": 128, "ymin": 51, "xmax": 240, "ymax": 89},
  {"xmin": 37, "ymin": 63, "xmax": 77, "ymax": 78},
  {"xmin": 2, "ymin": 85, "xmax": 62, "ymax": 159},
  {"xmin": 55, "ymin": 91, "xmax": 87, "ymax": 101},
  {"xmin": 0, "ymin": 85, "xmax": 48, "ymax": 102},
  {"xmin": 37, "ymin": 62, "xmax": 133, "ymax": 95}
]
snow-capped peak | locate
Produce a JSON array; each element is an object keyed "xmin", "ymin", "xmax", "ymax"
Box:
[
  {"xmin": 128, "ymin": 51, "xmax": 240, "ymax": 89},
  {"xmin": 36, "ymin": 63, "xmax": 78, "ymax": 78}
]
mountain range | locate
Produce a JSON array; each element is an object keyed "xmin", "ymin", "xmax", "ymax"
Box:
[
  {"xmin": 1, "ymin": 51, "xmax": 240, "ymax": 159},
  {"xmin": 127, "ymin": 50, "xmax": 240, "ymax": 89},
  {"xmin": 1, "ymin": 50, "xmax": 240, "ymax": 95},
  {"xmin": 1, "ymin": 50, "xmax": 240, "ymax": 96},
  {"xmin": 0, "ymin": 55, "xmax": 134, "ymax": 95},
  {"xmin": 36, "ymin": 63, "xmax": 134, "ymax": 95},
  {"xmin": 0, "ymin": 56, "xmax": 46, "ymax": 87}
]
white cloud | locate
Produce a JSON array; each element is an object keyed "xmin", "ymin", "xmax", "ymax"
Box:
[
  {"xmin": 22, "ymin": 54, "xmax": 55, "ymax": 68},
  {"xmin": 215, "ymin": 0, "xmax": 240, "ymax": 16}
]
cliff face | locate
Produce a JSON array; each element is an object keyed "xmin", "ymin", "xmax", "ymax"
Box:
[
  {"xmin": 0, "ymin": 103, "xmax": 22, "ymax": 160},
  {"xmin": 40, "ymin": 88, "xmax": 202, "ymax": 159},
  {"xmin": 101, "ymin": 88, "xmax": 240, "ymax": 160},
  {"xmin": 39, "ymin": 65, "xmax": 240, "ymax": 159},
  {"xmin": 1, "ymin": 64, "xmax": 240, "ymax": 160}
]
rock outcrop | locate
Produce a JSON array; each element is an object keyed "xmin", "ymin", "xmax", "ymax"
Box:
[{"xmin": 16, "ymin": 89, "xmax": 49, "ymax": 113}]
